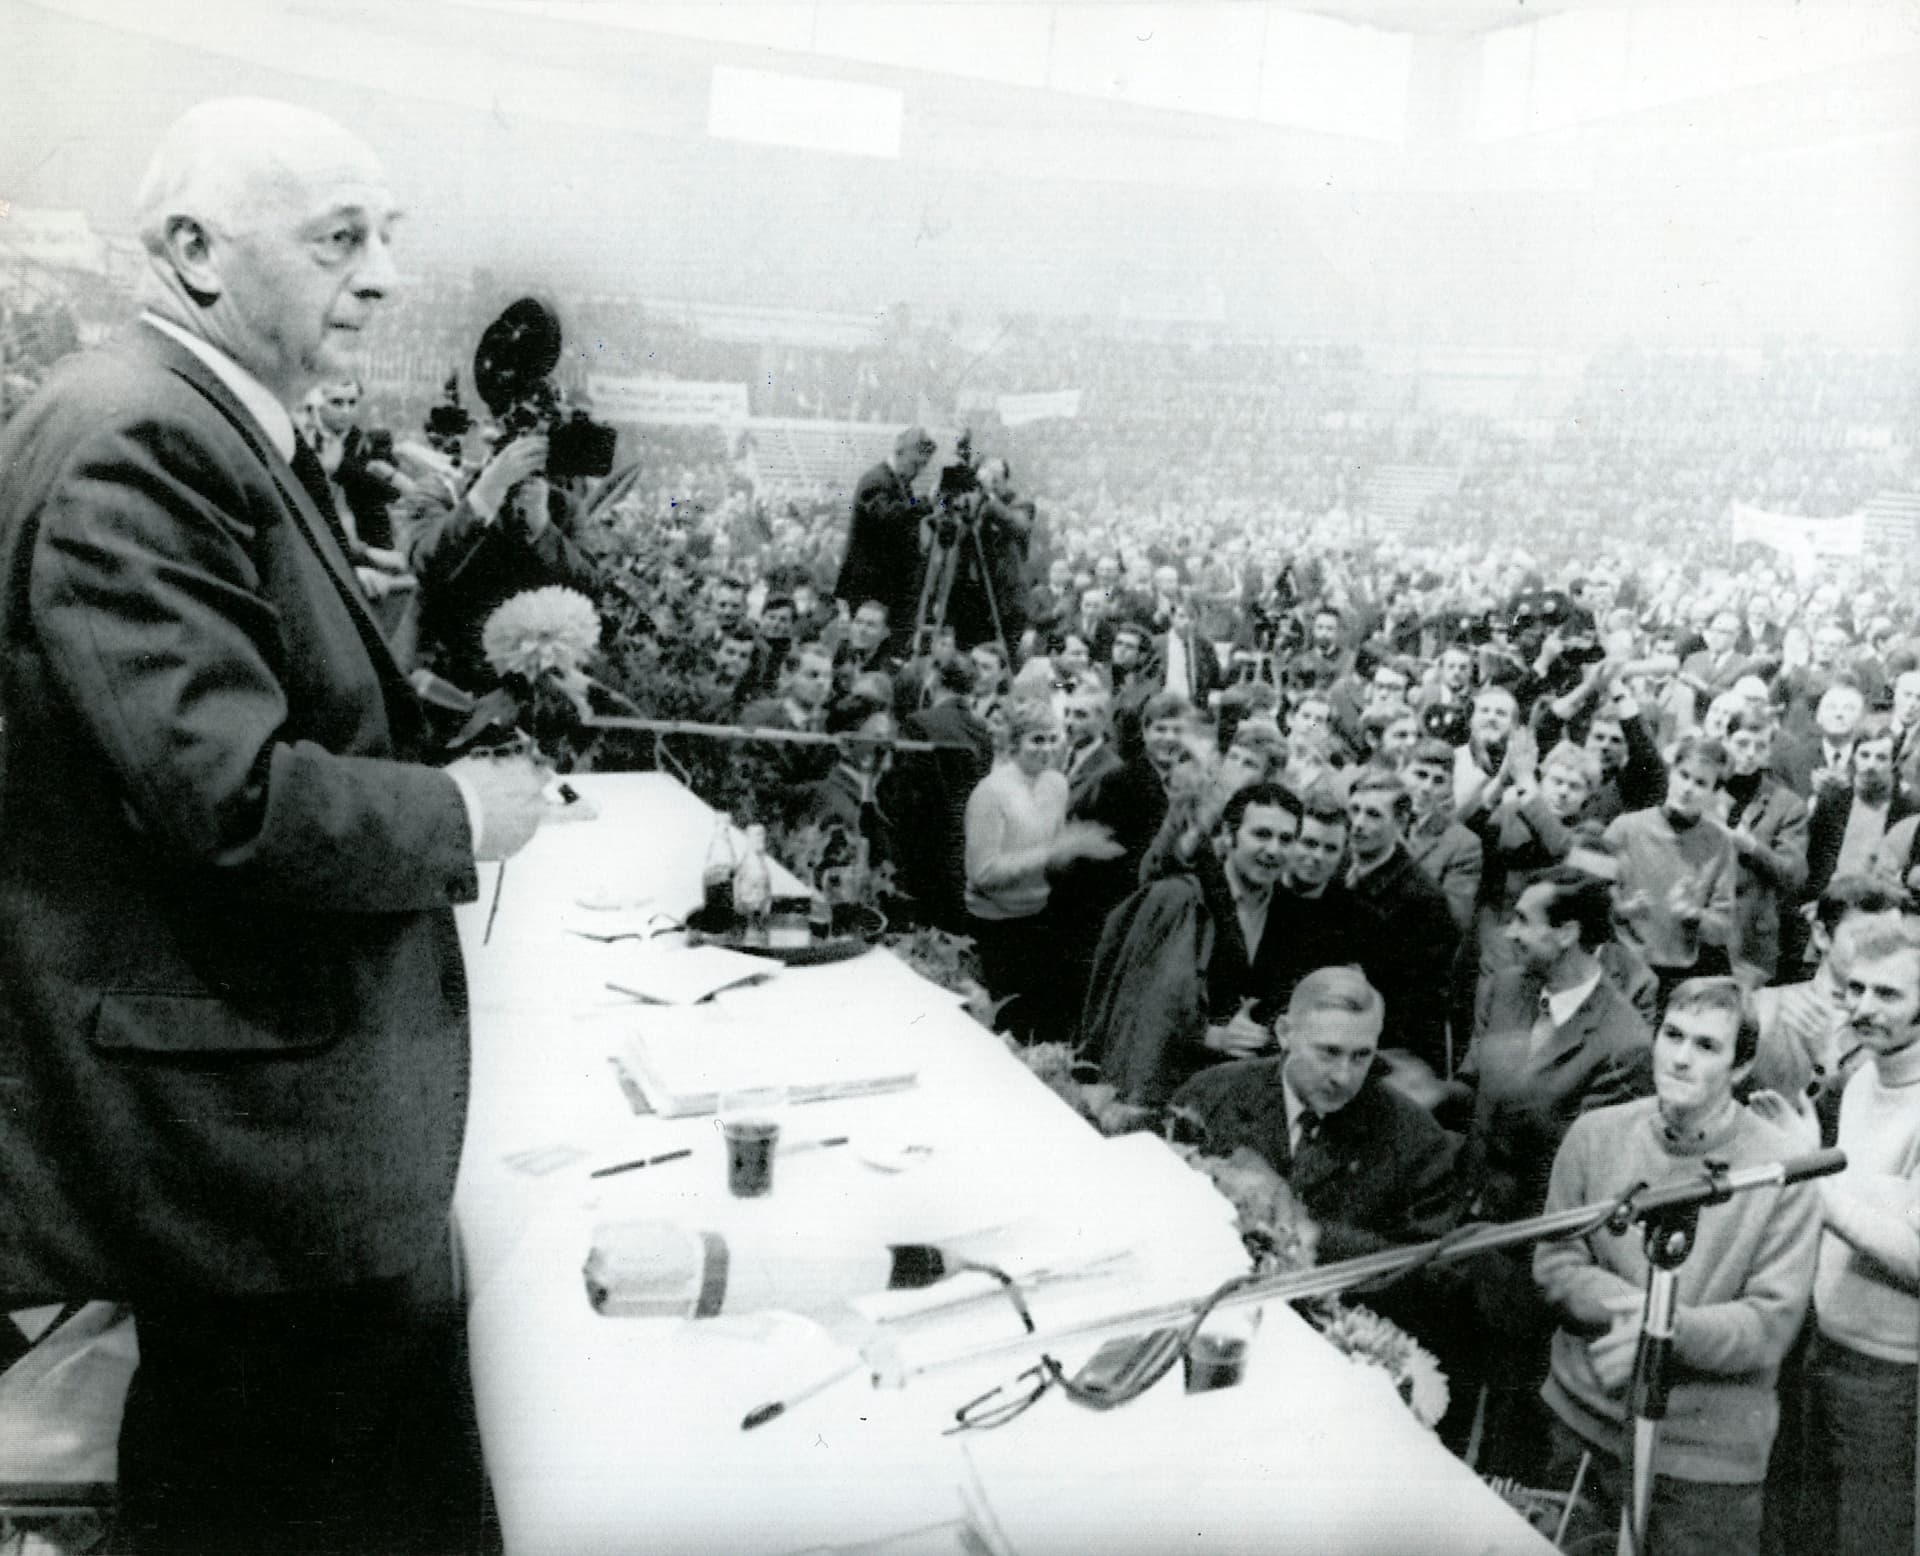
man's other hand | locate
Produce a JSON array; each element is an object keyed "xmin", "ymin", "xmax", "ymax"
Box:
[
  {"xmin": 449, "ymin": 753, "xmax": 549, "ymax": 861},
  {"xmin": 467, "ymin": 436, "xmax": 549, "ymax": 523}
]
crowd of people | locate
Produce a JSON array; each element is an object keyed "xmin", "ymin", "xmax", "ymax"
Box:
[{"xmin": 5, "ymin": 93, "xmax": 1920, "ymax": 1556}]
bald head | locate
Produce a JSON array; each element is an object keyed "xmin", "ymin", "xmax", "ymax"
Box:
[
  {"xmin": 136, "ymin": 99, "xmax": 386, "ymax": 250},
  {"xmin": 136, "ymin": 98, "xmax": 400, "ymax": 405}
]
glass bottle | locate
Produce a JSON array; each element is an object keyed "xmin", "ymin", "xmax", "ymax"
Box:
[
  {"xmin": 733, "ymin": 824, "xmax": 773, "ymax": 943},
  {"xmin": 702, "ymin": 815, "xmax": 738, "ymax": 921}
]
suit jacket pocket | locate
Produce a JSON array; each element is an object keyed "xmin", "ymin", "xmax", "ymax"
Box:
[{"xmin": 89, "ymin": 991, "xmax": 332, "ymax": 1056}]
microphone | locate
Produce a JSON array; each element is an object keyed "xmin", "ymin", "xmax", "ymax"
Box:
[
  {"xmin": 584, "ymin": 1221, "xmax": 951, "ymax": 1320},
  {"xmin": 1618, "ymin": 1148, "xmax": 1846, "ymax": 1224}
]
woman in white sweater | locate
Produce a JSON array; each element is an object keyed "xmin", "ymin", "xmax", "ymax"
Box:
[{"xmin": 964, "ymin": 696, "xmax": 1120, "ymax": 1039}]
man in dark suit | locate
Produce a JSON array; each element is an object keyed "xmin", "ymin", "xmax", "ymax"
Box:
[
  {"xmin": 1344, "ymin": 769, "xmax": 1462, "ymax": 1074},
  {"xmin": 1169, "ymin": 966, "xmax": 1462, "ymax": 1268},
  {"xmin": 1153, "ymin": 596, "xmax": 1225, "ymax": 708},
  {"xmin": 1804, "ymin": 722, "xmax": 1916, "ymax": 905},
  {"xmin": 0, "ymin": 100, "xmax": 551, "ymax": 1554},
  {"xmin": 894, "ymin": 656, "xmax": 993, "ymax": 929},
  {"xmin": 836, "ymin": 426, "xmax": 934, "ymax": 656}
]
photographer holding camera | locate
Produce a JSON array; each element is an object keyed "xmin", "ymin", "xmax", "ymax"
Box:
[
  {"xmin": 409, "ymin": 429, "xmax": 600, "ymax": 690},
  {"xmin": 837, "ymin": 425, "xmax": 936, "ymax": 658},
  {"xmin": 940, "ymin": 446, "xmax": 1032, "ymax": 656}
]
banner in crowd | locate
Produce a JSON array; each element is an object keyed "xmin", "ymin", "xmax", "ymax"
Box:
[
  {"xmin": 587, "ymin": 375, "xmax": 751, "ymax": 427},
  {"xmin": 1728, "ymin": 502, "xmax": 1865, "ymax": 574},
  {"xmin": 995, "ymin": 389, "xmax": 1082, "ymax": 427},
  {"xmin": 0, "ymin": 206, "xmax": 105, "ymax": 275}
]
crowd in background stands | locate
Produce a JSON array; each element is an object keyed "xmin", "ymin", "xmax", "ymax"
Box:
[{"xmin": 9, "ymin": 276, "xmax": 1920, "ymax": 1555}]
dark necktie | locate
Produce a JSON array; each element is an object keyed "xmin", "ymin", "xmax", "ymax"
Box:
[{"xmin": 289, "ymin": 436, "xmax": 357, "ymax": 560}]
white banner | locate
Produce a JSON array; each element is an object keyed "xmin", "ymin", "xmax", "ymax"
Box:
[
  {"xmin": 0, "ymin": 206, "xmax": 104, "ymax": 274},
  {"xmin": 586, "ymin": 375, "xmax": 750, "ymax": 427},
  {"xmin": 1729, "ymin": 502, "xmax": 1865, "ymax": 574},
  {"xmin": 995, "ymin": 388, "xmax": 1082, "ymax": 427}
]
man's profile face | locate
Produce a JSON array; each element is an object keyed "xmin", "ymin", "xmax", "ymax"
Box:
[
  {"xmin": 1062, "ymin": 695, "xmax": 1107, "ymax": 751},
  {"xmin": 789, "ymin": 652, "xmax": 834, "ymax": 710},
  {"xmin": 1844, "ymin": 945, "xmax": 1920, "ymax": 1058},
  {"xmin": 1111, "ymin": 631, "xmax": 1144, "ymax": 669},
  {"xmin": 1506, "ymin": 882, "xmax": 1571, "ymax": 975},
  {"xmin": 849, "ymin": 604, "xmax": 887, "ymax": 652},
  {"xmin": 213, "ymin": 137, "xmax": 402, "ymax": 400},
  {"xmin": 1226, "ymin": 802, "xmax": 1294, "ymax": 891},
  {"xmin": 1282, "ymin": 1007, "xmax": 1380, "ymax": 1119},
  {"xmin": 1346, "ymin": 788, "xmax": 1401, "ymax": 860},
  {"xmin": 1894, "ymin": 673, "xmax": 1920, "ymax": 729},
  {"xmin": 969, "ymin": 645, "xmax": 1005, "ymax": 688},
  {"xmin": 1289, "ymin": 816, "xmax": 1346, "ymax": 890},
  {"xmin": 1054, "ymin": 636, "xmax": 1092, "ymax": 678}
]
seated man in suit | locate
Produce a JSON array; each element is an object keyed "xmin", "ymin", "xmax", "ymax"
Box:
[{"xmin": 1169, "ymin": 965, "xmax": 1461, "ymax": 1277}]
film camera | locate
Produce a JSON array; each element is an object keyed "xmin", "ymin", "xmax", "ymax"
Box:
[
  {"xmin": 472, "ymin": 298, "xmax": 618, "ymax": 481},
  {"xmin": 1508, "ymin": 589, "xmax": 1606, "ymax": 688}
]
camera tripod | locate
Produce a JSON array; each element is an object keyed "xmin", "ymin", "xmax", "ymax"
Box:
[{"xmin": 908, "ymin": 494, "xmax": 1013, "ymax": 670}]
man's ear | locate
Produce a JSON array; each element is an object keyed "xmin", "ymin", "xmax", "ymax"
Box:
[
  {"xmin": 159, "ymin": 216, "xmax": 223, "ymax": 306},
  {"xmin": 1271, "ymin": 1014, "xmax": 1293, "ymax": 1052}
]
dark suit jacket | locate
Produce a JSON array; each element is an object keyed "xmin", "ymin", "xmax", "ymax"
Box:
[
  {"xmin": 1804, "ymin": 784, "xmax": 1918, "ymax": 902},
  {"xmin": 1346, "ymin": 844, "xmax": 1462, "ymax": 1072},
  {"xmin": 1463, "ymin": 969, "xmax": 1653, "ymax": 1223},
  {"xmin": 1169, "ymin": 1058, "xmax": 1462, "ymax": 1264},
  {"xmin": 893, "ymin": 701, "xmax": 993, "ymax": 928},
  {"xmin": 1727, "ymin": 777, "xmax": 1809, "ymax": 981},
  {"xmin": 835, "ymin": 461, "xmax": 923, "ymax": 655},
  {"xmin": 0, "ymin": 323, "xmax": 477, "ymax": 1302}
]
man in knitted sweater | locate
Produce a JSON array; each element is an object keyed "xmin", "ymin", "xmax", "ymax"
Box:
[
  {"xmin": 1534, "ymin": 978, "xmax": 1820, "ymax": 1555},
  {"xmin": 1799, "ymin": 915, "xmax": 1920, "ymax": 1556},
  {"xmin": 1605, "ymin": 734, "xmax": 1738, "ymax": 1005}
]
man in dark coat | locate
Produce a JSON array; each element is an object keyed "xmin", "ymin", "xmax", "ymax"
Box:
[
  {"xmin": 836, "ymin": 425, "xmax": 934, "ymax": 656},
  {"xmin": 1169, "ymin": 966, "xmax": 1462, "ymax": 1272},
  {"xmin": 0, "ymin": 99, "xmax": 549, "ymax": 1554}
]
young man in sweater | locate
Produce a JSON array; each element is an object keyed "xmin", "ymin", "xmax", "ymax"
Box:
[
  {"xmin": 1606, "ymin": 734, "xmax": 1739, "ymax": 1006},
  {"xmin": 1799, "ymin": 915, "xmax": 1920, "ymax": 1556},
  {"xmin": 1533, "ymin": 977, "xmax": 1820, "ymax": 1555}
]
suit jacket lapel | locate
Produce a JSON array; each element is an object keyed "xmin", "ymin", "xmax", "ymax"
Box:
[{"xmin": 131, "ymin": 328, "xmax": 425, "ymax": 747}]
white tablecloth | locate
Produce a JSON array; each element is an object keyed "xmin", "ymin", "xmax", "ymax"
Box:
[{"xmin": 453, "ymin": 774, "xmax": 1553, "ymax": 1556}]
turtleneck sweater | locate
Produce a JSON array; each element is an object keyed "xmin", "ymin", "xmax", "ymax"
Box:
[
  {"xmin": 1535, "ymin": 1096, "xmax": 1821, "ymax": 1482},
  {"xmin": 1815, "ymin": 1037, "xmax": 1920, "ymax": 1362}
]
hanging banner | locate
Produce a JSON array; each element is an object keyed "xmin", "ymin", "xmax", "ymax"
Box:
[
  {"xmin": 995, "ymin": 389, "xmax": 1082, "ymax": 427},
  {"xmin": 1729, "ymin": 503, "xmax": 1865, "ymax": 574},
  {"xmin": 587, "ymin": 375, "xmax": 751, "ymax": 427}
]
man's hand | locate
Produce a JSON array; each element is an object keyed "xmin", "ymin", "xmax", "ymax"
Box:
[
  {"xmin": 448, "ymin": 753, "xmax": 549, "ymax": 861},
  {"xmin": 466, "ymin": 436, "xmax": 549, "ymax": 523},
  {"xmin": 1049, "ymin": 819, "xmax": 1124, "ymax": 867},
  {"xmin": 1587, "ymin": 1300, "xmax": 1645, "ymax": 1392},
  {"xmin": 513, "ymin": 476, "xmax": 553, "ymax": 538},
  {"xmin": 355, "ymin": 565, "xmax": 418, "ymax": 599},
  {"xmin": 1746, "ymin": 1088, "xmax": 1821, "ymax": 1149},
  {"xmin": 1202, "ymin": 1000, "xmax": 1273, "ymax": 1058}
]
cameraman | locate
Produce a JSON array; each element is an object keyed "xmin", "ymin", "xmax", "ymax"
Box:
[
  {"xmin": 409, "ymin": 432, "xmax": 599, "ymax": 691},
  {"xmin": 837, "ymin": 425, "xmax": 934, "ymax": 657},
  {"xmin": 942, "ymin": 452, "xmax": 1031, "ymax": 655}
]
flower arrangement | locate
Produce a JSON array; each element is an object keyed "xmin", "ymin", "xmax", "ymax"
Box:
[
  {"xmin": 482, "ymin": 585, "xmax": 601, "ymax": 687},
  {"xmin": 1307, "ymin": 1301, "xmax": 1451, "ymax": 1429}
]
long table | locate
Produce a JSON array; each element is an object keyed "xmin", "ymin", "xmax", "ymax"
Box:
[{"xmin": 453, "ymin": 773, "xmax": 1554, "ymax": 1556}]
